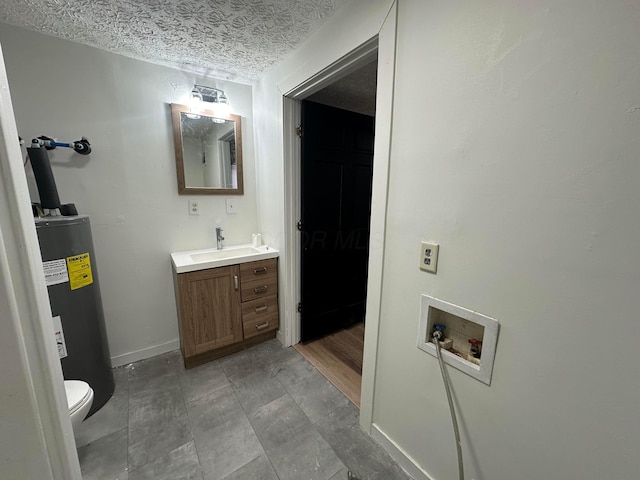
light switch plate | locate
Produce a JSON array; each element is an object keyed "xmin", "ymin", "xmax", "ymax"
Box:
[
  {"xmin": 419, "ymin": 241, "xmax": 439, "ymax": 273},
  {"xmin": 226, "ymin": 198, "xmax": 237, "ymax": 214}
]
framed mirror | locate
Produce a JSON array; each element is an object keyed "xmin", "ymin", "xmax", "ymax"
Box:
[{"xmin": 171, "ymin": 103, "xmax": 244, "ymax": 194}]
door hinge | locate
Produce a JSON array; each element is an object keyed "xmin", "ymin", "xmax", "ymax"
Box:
[
  {"xmin": 297, "ymin": 302, "xmax": 302, "ymax": 313},
  {"xmin": 295, "ymin": 125, "xmax": 303, "ymax": 138},
  {"xmin": 296, "ymin": 220, "xmax": 303, "ymax": 231}
]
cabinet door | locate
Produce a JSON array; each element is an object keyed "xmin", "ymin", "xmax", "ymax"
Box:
[{"xmin": 178, "ymin": 266, "xmax": 242, "ymax": 357}]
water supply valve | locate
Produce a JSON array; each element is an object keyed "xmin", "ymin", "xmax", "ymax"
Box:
[
  {"xmin": 469, "ymin": 338, "xmax": 482, "ymax": 358},
  {"xmin": 432, "ymin": 324, "xmax": 453, "ymax": 350},
  {"xmin": 432, "ymin": 323, "xmax": 446, "ymax": 340}
]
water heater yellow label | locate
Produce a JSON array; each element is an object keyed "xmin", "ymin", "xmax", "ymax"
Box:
[{"xmin": 66, "ymin": 253, "xmax": 93, "ymax": 290}]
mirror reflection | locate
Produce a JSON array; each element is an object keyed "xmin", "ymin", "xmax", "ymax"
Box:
[{"xmin": 171, "ymin": 104, "xmax": 244, "ymax": 194}]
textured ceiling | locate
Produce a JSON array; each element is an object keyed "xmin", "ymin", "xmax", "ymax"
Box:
[
  {"xmin": 307, "ymin": 59, "xmax": 378, "ymax": 116},
  {"xmin": 0, "ymin": 0, "xmax": 344, "ymax": 83}
]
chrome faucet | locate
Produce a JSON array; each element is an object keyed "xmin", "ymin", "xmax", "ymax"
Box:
[{"xmin": 216, "ymin": 227, "xmax": 224, "ymax": 250}]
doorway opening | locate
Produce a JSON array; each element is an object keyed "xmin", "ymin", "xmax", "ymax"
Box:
[{"xmin": 290, "ymin": 56, "xmax": 378, "ymax": 408}]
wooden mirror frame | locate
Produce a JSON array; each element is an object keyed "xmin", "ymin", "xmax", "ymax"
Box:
[{"xmin": 171, "ymin": 103, "xmax": 244, "ymax": 195}]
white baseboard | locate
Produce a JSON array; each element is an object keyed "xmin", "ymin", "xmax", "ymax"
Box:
[
  {"xmin": 371, "ymin": 423, "xmax": 433, "ymax": 480},
  {"xmin": 276, "ymin": 328, "xmax": 289, "ymax": 347},
  {"xmin": 110, "ymin": 339, "xmax": 180, "ymax": 368}
]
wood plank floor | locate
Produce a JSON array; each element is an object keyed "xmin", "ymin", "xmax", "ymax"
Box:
[{"xmin": 294, "ymin": 322, "xmax": 364, "ymax": 407}]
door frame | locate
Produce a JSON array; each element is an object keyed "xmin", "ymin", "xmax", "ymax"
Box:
[
  {"xmin": 282, "ymin": 38, "xmax": 377, "ymax": 346},
  {"xmin": 0, "ymin": 45, "xmax": 82, "ymax": 478},
  {"xmin": 281, "ymin": 2, "xmax": 397, "ymax": 432}
]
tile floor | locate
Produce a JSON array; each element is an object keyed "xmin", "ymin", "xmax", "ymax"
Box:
[{"xmin": 75, "ymin": 339, "xmax": 412, "ymax": 480}]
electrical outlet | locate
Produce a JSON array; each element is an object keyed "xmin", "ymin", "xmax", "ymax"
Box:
[
  {"xmin": 419, "ymin": 241, "xmax": 439, "ymax": 273},
  {"xmin": 226, "ymin": 198, "xmax": 237, "ymax": 214},
  {"xmin": 188, "ymin": 199, "xmax": 200, "ymax": 215}
]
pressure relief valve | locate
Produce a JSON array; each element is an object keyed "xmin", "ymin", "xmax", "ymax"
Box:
[{"xmin": 26, "ymin": 133, "xmax": 91, "ymax": 216}]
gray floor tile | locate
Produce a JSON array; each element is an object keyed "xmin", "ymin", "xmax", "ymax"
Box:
[
  {"xmin": 188, "ymin": 385, "xmax": 264, "ymax": 480},
  {"xmin": 220, "ymin": 347, "xmax": 262, "ymax": 381},
  {"xmin": 269, "ymin": 426, "xmax": 345, "ymax": 480},
  {"xmin": 178, "ymin": 358, "xmax": 230, "ymax": 404},
  {"xmin": 249, "ymin": 393, "xmax": 310, "ymax": 449},
  {"xmin": 128, "ymin": 382, "xmax": 192, "ymax": 469},
  {"xmin": 272, "ymin": 352, "xmax": 317, "ymax": 388},
  {"xmin": 77, "ymin": 427, "xmax": 128, "ymax": 480},
  {"xmin": 220, "ymin": 339, "xmax": 298, "ymax": 382},
  {"xmin": 229, "ymin": 368, "xmax": 288, "ymax": 417},
  {"xmin": 128, "ymin": 441, "xmax": 202, "ymax": 480},
  {"xmin": 286, "ymin": 369, "xmax": 355, "ymax": 426},
  {"xmin": 165, "ymin": 349, "xmax": 186, "ymax": 371},
  {"xmin": 127, "ymin": 350, "xmax": 179, "ymax": 379},
  {"xmin": 77, "ymin": 342, "xmax": 412, "ymax": 480},
  {"xmin": 316, "ymin": 422, "xmax": 411, "ymax": 480},
  {"xmin": 251, "ymin": 339, "xmax": 300, "ymax": 372},
  {"xmin": 250, "ymin": 393, "xmax": 345, "ymax": 480},
  {"xmin": 127, "ymin": 352, "xmax": 181, "ymax": 396},
  {"xmin": 186, "ymin": 384, "xmax": 242, "ymax": 428},
  {"xmin": 330, "ymin": 469, "xmax": 350, "ymax": 480},
  {"xmin": 75, "ymin": 366, "xmax": 129, "ymax": 447},
  {"xmin": 214, "ymin": 454, "xmax": 278, "ymax": 480}
]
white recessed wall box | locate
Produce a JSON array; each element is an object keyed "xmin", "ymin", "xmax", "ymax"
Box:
[{"xmin": 417, "ymin": 295, "xmax": 499, "ymax": 385}]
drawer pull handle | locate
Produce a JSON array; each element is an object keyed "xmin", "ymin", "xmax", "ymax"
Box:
[
  {"xmin": 254, "ymin": 305, "xmax": 268, "ymax": 313},
  {"xmin": 253, "ymin": 267, "xmax": 268, "ymax": 274},
  {"xmin": 253, "ymin": 285, "xmax": 268, "ymax": 294},
  {"xmin": 256, "ymin": 321, "xmax": 270, "ymax": 330},
  {"xmin": 233, "ymin": 275, "xmax": 239, "ymax": 290}
]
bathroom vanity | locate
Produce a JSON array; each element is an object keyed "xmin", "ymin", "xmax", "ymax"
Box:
[{"xmin": 171, "ymin": 245, "xmax": 279, "ymax": 368}]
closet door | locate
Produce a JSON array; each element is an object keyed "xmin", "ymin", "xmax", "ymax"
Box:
[{"xmin": 300, "ymin": 100, "xmax": 374, "ymax": 342}]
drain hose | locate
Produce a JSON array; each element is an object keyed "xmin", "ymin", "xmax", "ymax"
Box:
[{"xmin": 433, "ymin": 334, "xmax": 465, "ymax": 480}]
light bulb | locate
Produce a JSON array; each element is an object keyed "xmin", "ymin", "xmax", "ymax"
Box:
[
  {"xmin": 190, "ymin": 88, "xmax": 203, "ymax": 111},
  {"xmin": 214, "ymin": 100, "xmax": 230, "ymax": 118}
]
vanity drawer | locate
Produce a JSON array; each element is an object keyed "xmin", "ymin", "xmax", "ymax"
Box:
[
  {"xmin": 241, "ymin": 275, "xmax": 278, "ymax": 302},
  {"xmin": 240, "ymin": 258, "xmax": 278, "ymax": 301},
  {"xmin": 242, "ymin": 295, "xmax": 279, "ymax": 339},
  {"xmin": 240, "ymin": 258, "xmax": 277, "ymax": 281}
]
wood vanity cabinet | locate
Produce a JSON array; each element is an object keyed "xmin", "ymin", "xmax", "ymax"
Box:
[{"xmin": 174, "ymin": 258, "xmax": 279, "ymax": 368}]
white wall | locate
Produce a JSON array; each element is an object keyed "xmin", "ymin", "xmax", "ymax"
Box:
[
  {"xmin": 374, "ymin": 1, "xmax": 640, "ymax": 479},
  {"xmin": 256, "ymin": 0, "xmax": 640, "ymax": 479},
  {"xmin": 0, "ymin": 24, "xmax": 259, "ymax": 365}
]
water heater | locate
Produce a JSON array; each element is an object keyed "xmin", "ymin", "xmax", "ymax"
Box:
[{"xmin": 36, "ymin": 215, "xmax": 114, "ymax": 415}]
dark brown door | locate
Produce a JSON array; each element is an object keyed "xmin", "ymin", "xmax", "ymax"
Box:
[{"xmin": 300, "ymin": 100, "xmax": 374, "ymax": 342}]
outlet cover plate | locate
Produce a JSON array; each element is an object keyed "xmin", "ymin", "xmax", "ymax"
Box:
[
  {"xmin": 188, "ymin": 200, "xmax": 199, "ymax": 215},
  {"xmin": 419, "ymin": 241, "xmax": 439, "ymax": 273}
]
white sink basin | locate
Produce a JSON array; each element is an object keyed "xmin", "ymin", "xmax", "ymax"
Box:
[
  {"xmin": 189, "ymin": 246, "xmax": 259, "ymax": 263},
  {"xmin": 171, "ymin": 244, "xmax": 278, "ymax": 273}
]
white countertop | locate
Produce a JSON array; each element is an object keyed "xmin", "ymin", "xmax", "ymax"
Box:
[{"xmin": 171, "ymin": 244, "xmax": 279, "ymax": 274}]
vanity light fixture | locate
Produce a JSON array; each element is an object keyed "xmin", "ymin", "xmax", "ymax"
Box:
[{"xmin": 190, "ymin": 84, "xmax": 230, "ymax": 119}]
